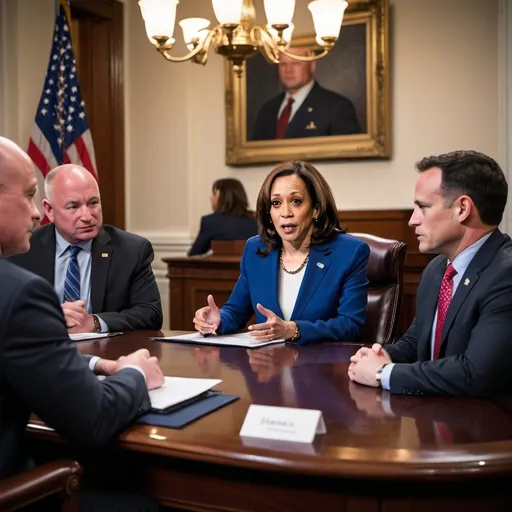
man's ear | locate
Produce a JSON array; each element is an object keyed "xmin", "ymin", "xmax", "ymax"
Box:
[
  {"xmin": 457, "ymin": 196, "xmax": 472, "ymax": 222},
  {"xmin": 42, "ymin": 199, "xmax": 54, "ymax": 222}
]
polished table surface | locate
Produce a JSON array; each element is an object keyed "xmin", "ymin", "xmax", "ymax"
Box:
[{"xmin": 27, "ymin": 331, "xmax": 512, "ymax": 510}]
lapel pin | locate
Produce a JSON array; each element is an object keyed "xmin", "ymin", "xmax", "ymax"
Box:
[
  {"xmin": 305, "ymin": 121, "xmax": 317, "ymax": 130},
  {"xmin": 307, "ymin": 107, "xmax": 313, "ymax": 112},
  {"xmin": 101, "ymin": 253, "xmax": 109, "ymax": 258},
  {"xmin": 464, "ymin": 278, "xmax": 470, "ymax": 286},
  {"xmin": 317, "ymin": 262, "xmax": 324, "ymax": 269}
]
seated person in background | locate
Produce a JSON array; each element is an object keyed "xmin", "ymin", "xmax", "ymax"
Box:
[
  {"xmin": 9, "ymin": 164, "xmax": 163, "ymax": 334},
  {"xmin": 349, "ymin": 150, "xmax": 512, "ymax": 397},
  {"xmin": 188, "ymin": 178, "xmax": 258, "ymax": 256},
  {"xmin": 0, "ymin": 137, "xmax": 163, "ymax": 511},
  {"xmin": 193, "ymin": 160, "xmax": 370, "ymax": 345}
]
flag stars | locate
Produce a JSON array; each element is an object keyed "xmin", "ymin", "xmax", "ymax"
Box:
[
  {"xmin": 69, "ymin": 106, "xmax": 75, "ymax": 113},
  {"xmin": 66, "ymin": 125, "xmax": 74, "ymax": 132},
  {"xmin": 43, "ymin": 98, "xmax": 49, "ymax": 104},
  {"xmin": 64, "ymin": 24, "xmax": 69, "ymax": 32},
  {"xmin": 71, "ymin": 86, "xmax": 77, "ymax": 93},
  {"xmin": 79, "ymin": 112, "xmax": 85, "ymax": 119},
  {"xmin": 40, "ymin": 108, "xmax": 48, "ymax": 116},
  {"xmin": 70, "ymin": 96, "xmax": 76, "ymax": 102}
]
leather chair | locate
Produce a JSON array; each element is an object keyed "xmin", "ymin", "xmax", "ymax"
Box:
[
  {"xmin": 0, "ymin": 459, "xmax": 82, "ymax": 512},
  {"xmin": 351, "ymin": 233, "xmax": 407, "ymax": 345}
]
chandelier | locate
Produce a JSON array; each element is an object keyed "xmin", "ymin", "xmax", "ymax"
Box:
[{"xmin": 138, "ymin": 0, "xmax": 349, "ymax": 77}]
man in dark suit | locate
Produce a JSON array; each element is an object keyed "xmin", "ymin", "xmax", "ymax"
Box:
[
  {"xmin": 0, "ymin": 136, "xmax": 163, "ymax": 509},
  {"xmin": 251, "ymin": 48, "xmax": 361, "ymax": 140},
  {"xmin": 348, "ymin": 150, "xmax": 512, "ymax": 396},
  {"xmin": 10, "ymin": 164, "xmax": 162, "ymax": 333}
]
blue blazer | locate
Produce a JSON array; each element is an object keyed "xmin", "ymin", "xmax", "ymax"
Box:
[{"xmin": 218, "ymin": 234, "xmax": 370, "ymax": 345}]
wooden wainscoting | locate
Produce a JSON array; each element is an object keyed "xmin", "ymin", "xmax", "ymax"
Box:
[{"xmin": 163, "ymin": 209, "xmax": 433, "ymax": 338}]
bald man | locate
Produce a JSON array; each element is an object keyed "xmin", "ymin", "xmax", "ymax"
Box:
[
  {"xmin": 251, "ymin": 48, "xmax": 361, "ymax": 140},
  {"xmin": 10, "ymin": 164, "xmax": 162, "ymax": 333},
  {"xmin": 0, "ymin": 137, "xmax": 163, "ymax": 510}
]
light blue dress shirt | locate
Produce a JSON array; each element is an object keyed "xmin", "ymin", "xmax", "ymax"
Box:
[
  {"xmin": 54, "ymin": 230, "xmax": 108, "ymax": 332},
  {"xmin": 381, "ymin": 232, "xmax": 493, "ymax": 390}
]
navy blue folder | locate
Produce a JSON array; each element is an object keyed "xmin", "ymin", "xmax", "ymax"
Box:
[{"xmin": 137, "ymin": 393, "xmax": 239, "ymax": 428}]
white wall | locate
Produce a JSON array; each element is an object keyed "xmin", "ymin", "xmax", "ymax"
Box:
[{"xmin": 0, "ymin": 0, "xmax": 504, "ymax": 327}]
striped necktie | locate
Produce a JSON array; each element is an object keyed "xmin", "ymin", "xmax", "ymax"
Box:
[{"xmin": 63, "ymin": 245, "xmax": 81, "ymax": 302}]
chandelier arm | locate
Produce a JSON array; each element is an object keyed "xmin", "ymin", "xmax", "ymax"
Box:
[
  {"xmin": 157, "ymin": 26, "xmax": 223, "ymax": 64},
  {"xmin": 250, "ymin": 25, "xmax": 280, "ymax": 64},
  {"xmin": 279, "ymin": 47, "xmax": 331, "ymax": 62},
  {"xmin": 159, "ymin": 44, "xmax": 204, "ymax": 63}
]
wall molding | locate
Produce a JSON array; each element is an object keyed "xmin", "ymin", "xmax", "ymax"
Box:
[
  {"xmin": 134, "ymin": 230, "xmax": 193, "ymax": 329},
  {"xmin": 500, "ymin": 0, "xmax": 512, "ymax": 234}
]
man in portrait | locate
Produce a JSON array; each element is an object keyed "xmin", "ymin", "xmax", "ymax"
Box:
[{"xmin": 251, "ymin": 48, "xmax": 361, "ymax": 141}]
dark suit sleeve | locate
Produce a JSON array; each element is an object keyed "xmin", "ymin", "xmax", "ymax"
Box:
[
  {"xmin": 188, "ymin": 217, "xmax": 212, "ymax": 256},
  {"xmin": 99, "ymin": 239, "xmax": 163, "ymax": 331},
  {"xmin": 385, "ymin": 319, "xmax": 420, "ymax": 363},
  {"xmin": 218, "ymin": 242, "xmax": 255, "ymax": 333},
  {"xmin": 1, "ymin": 276, "xmax": 151, "ymax": 446},
  {"xmin": 330, "ymin": 98, "xmax": 361, "ymax": 135},
  {"xmin": 295, "ymin": 242, "xmax": 369, "ymax": 345},
  {"xmin": 389, "ymin": 278, "xmax": 512, "ymax": 396}
]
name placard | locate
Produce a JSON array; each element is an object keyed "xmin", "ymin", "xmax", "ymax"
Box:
[{"xmin": 239, "ymin": 404, "xmax": 326, "ymax": 444}]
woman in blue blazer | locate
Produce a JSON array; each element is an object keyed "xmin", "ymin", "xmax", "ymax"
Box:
[{"xmin": 193, "ymin": 161, "xmax": 370, "ymax": 345}]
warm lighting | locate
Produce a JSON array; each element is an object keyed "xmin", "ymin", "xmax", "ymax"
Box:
[{"xmin": 138, "ymin": 0, "xmax": 348, "ymax": 77}]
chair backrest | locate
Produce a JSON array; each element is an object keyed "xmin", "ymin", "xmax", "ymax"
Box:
[{"xmin": 350, "ymin": 233, "xmax": 407, "ymax": 344}]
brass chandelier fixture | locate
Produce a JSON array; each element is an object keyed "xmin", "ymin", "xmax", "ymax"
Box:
[{"xmin": 138, "ymin": 0, "xmax": 349, "ymax": 77}]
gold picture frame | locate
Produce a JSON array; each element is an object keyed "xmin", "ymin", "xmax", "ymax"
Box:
[{"xmin": 225, "ymin": 0, "xmax": 390, "ymax": 166}]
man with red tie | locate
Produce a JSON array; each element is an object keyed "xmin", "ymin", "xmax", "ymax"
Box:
[
  {"xmin": 251, "ymin": 48, "xmax": 361, "ymax": 140},
  {"xmin": 348, "ymin": 150, "xmax": 512, "ymax": 397}
]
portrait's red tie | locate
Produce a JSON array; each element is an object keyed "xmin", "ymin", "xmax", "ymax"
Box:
[
  {"xmin": 433, "ymin": 263, "xmax": 457, "ymax": 360},
  {"xmin": 276, "ymin": 97, "xmax": 294, "ymax": 139}
]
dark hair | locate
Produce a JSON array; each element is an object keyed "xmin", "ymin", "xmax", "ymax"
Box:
[
  {"xmin": 256, "ymin": 160, "xmax": 344, "ymax": 255},
  {"xmin": 415, "ymin": 150, "xmax": 508, "ymax": 226},
  {"xmin": 212, "ymin": 178, "xmax": 252, "ymax": 218}
]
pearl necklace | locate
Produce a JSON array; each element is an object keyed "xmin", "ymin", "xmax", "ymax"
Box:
[{"xmin": 280, "ymin": 249, "xmax": 309, "ymax": 275}]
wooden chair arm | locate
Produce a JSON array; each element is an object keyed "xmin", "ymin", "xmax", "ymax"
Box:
[{"xmin": 0, "ymin": 459, "xmax": 82, "ymax": 512}]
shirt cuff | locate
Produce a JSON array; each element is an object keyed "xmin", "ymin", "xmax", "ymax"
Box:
[
  {"xmin": 118, "ymin": 365, "xmax": 146, "ymax": 381},
  {"xmin": 96, "ymin": 315, "xmax": 109, "ymax": 333},
  {"xmin": 380, "ymin": 363, "xmax": 395, "ymax": 391},
  {"xmin": 89, "ymin": 356, "xmax": 100, "ymax": 372}
]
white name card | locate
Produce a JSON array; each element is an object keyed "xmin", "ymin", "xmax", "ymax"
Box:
[{"xmin": 239, "ymin": 404, "xmax": 326, "ymax": 444}]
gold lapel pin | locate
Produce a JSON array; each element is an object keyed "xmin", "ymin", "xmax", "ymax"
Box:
[
  {"xmin": 305, "ymin": 121, "xmax": 317, "ymax": 130},
  {"xmin": 307, "ymin": 107, "xmax": 313, "ymax": 112},
  {"xmin": 464, "ymin": 278, "xmax": 470, "ymax": 286},
  {"xmin": 101, "ymin": 253, "xmax": 109, "ymax": 258}
]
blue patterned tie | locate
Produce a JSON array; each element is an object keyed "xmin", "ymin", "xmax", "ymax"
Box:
[{"xmin": 63, "ymin": 245, "xmax": 81, "ymax": 302}]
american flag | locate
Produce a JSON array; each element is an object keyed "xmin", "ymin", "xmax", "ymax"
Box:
[{"xmin": 28, "ymin": 0, "xmax": 97, "ymax": 218}]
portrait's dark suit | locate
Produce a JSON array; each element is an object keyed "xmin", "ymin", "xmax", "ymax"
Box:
[
  {"xmin": 0, "ymin": 258, "xmax": 151, "ymax": 480},
  {"xmin": 385, "ymin": 230, "xmax": 512, "ymax": 396},
  {"xmin": 188, "ymin": 212, "xmax": 258, "ymax": 256},
  {"xmin": 9, "ymin": 224, "xmax": 163, "ymax": 331},
  {"xmin": 251, "ymin": 82, "xmax": 361, "ymax": 140},
  {"xmin": 219, "ymin": 234, "xmax": 370, "ymax": 345}
]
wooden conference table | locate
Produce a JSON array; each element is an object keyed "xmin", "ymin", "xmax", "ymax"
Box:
[{"xmin": 27, "ymin": 331, "xmax": 512, "ymax": 511}]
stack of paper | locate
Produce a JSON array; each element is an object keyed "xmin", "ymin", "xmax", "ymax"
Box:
[
  {"xmin": 151, "ymin": 332, "xmax": 286, "ymax": 349},
  {"xmin": 149, "ymin": 377, "xmax": 222, "ymax": 412}
]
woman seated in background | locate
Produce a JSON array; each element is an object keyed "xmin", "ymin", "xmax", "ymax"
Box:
[
  {"xmin": 192, "ymin": 160, "xmax": 370, "ymax": 345},
  {"xmin": 188, "ymin": 178, "xmax": 258, "ymax": 256}
]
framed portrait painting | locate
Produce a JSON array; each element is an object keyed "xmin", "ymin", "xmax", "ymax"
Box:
[{"xmin": 224, "ymin": 0, "xmax": 390, "ymax": 166}]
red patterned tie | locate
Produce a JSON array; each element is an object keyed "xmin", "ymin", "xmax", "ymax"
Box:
[
  {"xmin": 433, "ymin": 263, "xmax": 457, "ymax": 360},
  {"xmin": 276, "ymin": 97, "xmax": 294, "ymax": 139}
]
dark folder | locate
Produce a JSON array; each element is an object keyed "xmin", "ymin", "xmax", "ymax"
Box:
[{"xmin": 137, "ymin": 392, "xmax": 239, "ymax": 429}]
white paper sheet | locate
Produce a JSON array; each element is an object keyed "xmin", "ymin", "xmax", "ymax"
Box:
[
  {"xmin": 149, "ymin": 376, "xmax": 222, "ymax": 411},
  {"xmin": 69, "ymin": 332, "xmax": 123, "ymax": 341},
  {"xmin": 151, "ymin": 331, "xmax": 286, "ymax": 349}
]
